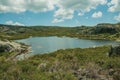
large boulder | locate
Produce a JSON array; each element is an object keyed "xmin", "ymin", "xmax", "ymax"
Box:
[
  {"xmin": 108, "ymin": 45, "xmax": 120, "ymax": 57},
  {"xmin": 0, "ymin": 44, "xmax": 14, "ymax": 52}
]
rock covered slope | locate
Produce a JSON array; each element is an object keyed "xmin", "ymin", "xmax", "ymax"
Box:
[
  {"xmin": 0, "ymin": 40, "xmax": 31, "ymax": 60},
  {"xmin": 0, "ymin": 40, "xmax": 22, "ymax": 52},
  {"xmin": 0, "ymin": 22, "xmax": 120, "ymax": 40},
  {"xmin": 0, "ymin": 22, "xmax": 120, "ymax": 34},
  {"xmin": 94, "ymin": 23, "xmax": 120, "ymax": 34}
]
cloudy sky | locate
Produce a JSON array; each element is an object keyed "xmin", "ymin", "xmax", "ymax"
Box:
[{"xmin": 0, "ymin": 0, "xmax": 120, "ymax": 27}]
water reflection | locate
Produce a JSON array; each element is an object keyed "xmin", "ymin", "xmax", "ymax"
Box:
[{"xmin": 16, "ymin": 36, "xmax": 120, "ymax": 55}]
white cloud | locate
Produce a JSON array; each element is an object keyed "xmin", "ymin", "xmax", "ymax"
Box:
[
  {"xmin": 26, "ymin": 0, "xmax": 56, "ymax": 12},
  {"xmin": 0, "ymin": 0, "xmax": 108, "ymax": 23},
  {"xmin": 5, "ymin": 20, "xmax": 24, "ymax": 26},
  {"xmin": 0, "ymin": 0, "xmax": 26, "ymax": 13},
  {"xmin": 92, "ymin": 11, "xmax": 103, "ymax": 18},
  {"xmin": 57, "ymin": 0, "xmax": 107, "ymax": 12},
  {"xmin": 53, "ymin": 0, "xmax": 107, "ymax": 22},
  {"xmin": 53, "ymin": 8, "xmax": 74, "ymax": 22},
  {"xmin": 108, "ymin": 0, "xmax": 120, "ymax": 22},
  {"xmin": 78, "ymin": 13, "xmax": 84, "ymax": 16},
  {"xmin": 0, "ymin": 0, "xmax": 56, "ymax": 13},
  {"xmin": 52, "ymin": 19, "xmax": 64, "ymax": 23},
  {"xmin": 114, "ymin": 13, "xmax": 120, "ymax": 21},
  {"xmin": 107, "ymin": 0, "xmax": 120, "ymax": 12}
]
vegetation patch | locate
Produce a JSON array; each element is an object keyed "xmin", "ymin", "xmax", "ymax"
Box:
[{"xmin": 0, "ymin": 46, "xmax": 120, "ymax": 80}]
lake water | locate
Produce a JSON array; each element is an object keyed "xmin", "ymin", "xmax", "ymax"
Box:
[{"xmin": 16, "ymin": 36, "xmax": 120, "ymax": 55}]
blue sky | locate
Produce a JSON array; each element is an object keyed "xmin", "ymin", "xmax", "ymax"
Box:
[{"xmin": 0, "ymin": 0, "xmax": 120, "ymax": 27}]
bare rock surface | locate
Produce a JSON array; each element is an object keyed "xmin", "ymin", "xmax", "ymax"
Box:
[{"xmin": 0, "ymin": 40, "xmax": 31, "ymax": 60}]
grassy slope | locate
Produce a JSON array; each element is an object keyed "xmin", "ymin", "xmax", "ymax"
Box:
[{"xmin": 0, "ymin": 46, "xmax": 120, "ymax": 80}]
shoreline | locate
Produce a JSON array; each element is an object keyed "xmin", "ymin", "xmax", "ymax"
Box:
[{"xmin": 0, "ymin": 35, "xmax": 119, "ymax": 61}]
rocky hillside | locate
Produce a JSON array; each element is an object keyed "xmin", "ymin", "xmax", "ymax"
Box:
[
  {"xmin": 0, "ymin": 24, "xmax": 29, "ymax": 34},
  {"xmin": 0, "ymin": 23, "xmax": 120, "ymax": 34},
  {"xmin": 0, "ymin": 22, "xmax": 120, "ymax": 40},
  {"xmin": 94, "ymin": 23, "xmax": 120, "ymax": 34},
  {"xmin": 0, "ymin": 39, "xmax": 30, "ymax": 60}
]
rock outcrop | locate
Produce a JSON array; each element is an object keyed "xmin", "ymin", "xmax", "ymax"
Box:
[
  {"xmin": 94, "ymin": 23, "xmax": 120, "ymax": 34},
  {"xmin": 108, "ymin": 45, "xmax": 120, "ymax": 57},
  {"xmin": 0, "ymin": 40, "xmax": 30, "ymax": 53},
  {"xmin": 0, "ymin": 43, "xmax": 13, "ymax": 52},
  {"xmin": 1, "ymin": 40, "xmax": 18, "ymax": 52}
]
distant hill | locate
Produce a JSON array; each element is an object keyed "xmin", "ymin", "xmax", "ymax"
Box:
[
  {"xmin": 0, "ymin": 22, "xmax": 120, "ymax": 40},
  {"xmin": 0, "ymin": 22, "xmax": 120, "ymax": 34}
]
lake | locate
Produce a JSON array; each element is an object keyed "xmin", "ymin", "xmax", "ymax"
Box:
[{"xmin": 16, "ymin": 36, "xmax": 120, "ymax": 56}]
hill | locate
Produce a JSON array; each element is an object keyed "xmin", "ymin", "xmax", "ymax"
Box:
[{"xmin": 0, "ymin": 23, "xmax": 120, "ymax": 40}]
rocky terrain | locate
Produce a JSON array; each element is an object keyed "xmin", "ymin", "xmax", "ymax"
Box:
[
  {"xmin": 0, "ymin": 22, "xmax": 120, "ymax": 39},
  {"xmin": 0, "ymin": 46, "xmax": 120, "ymax": 80},
  {"xmin": 0, "ymin": 40, "xmax": 30, "ymax": 60},
  {"xmin": 94, "ymin": 23, "xmax": 120, "ymax": 34},
  {"xmin": 109, "ymin": 45, "xmax": 120, "ymax": 57}
]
